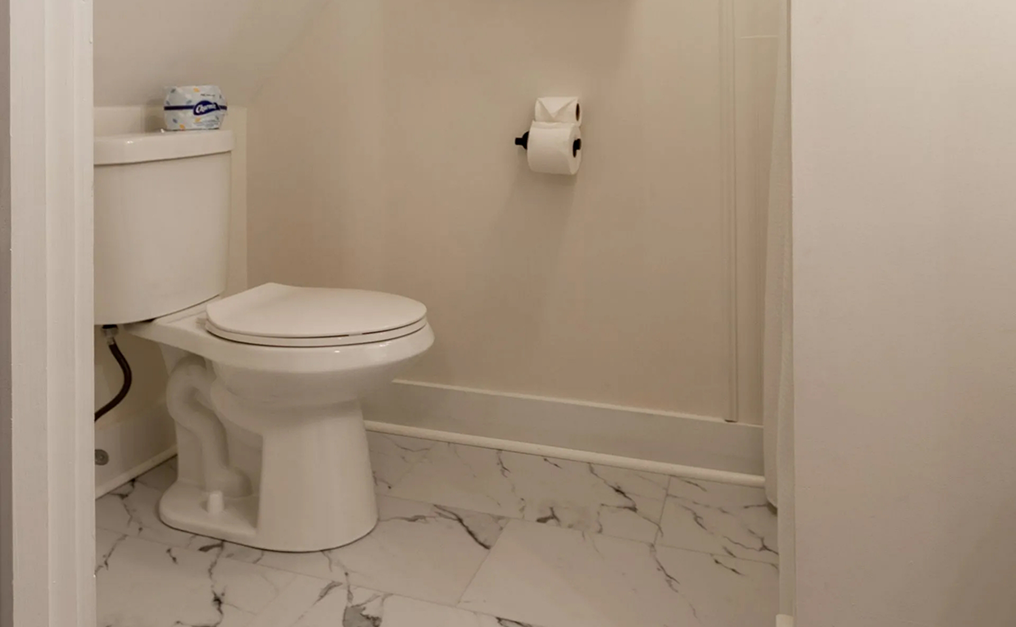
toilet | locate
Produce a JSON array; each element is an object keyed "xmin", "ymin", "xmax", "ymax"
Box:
[{"xmin": 94, "ymin": 130, "xmax": 434, "ymax": 551}]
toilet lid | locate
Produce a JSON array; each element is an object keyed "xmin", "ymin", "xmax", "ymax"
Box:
[{"xmin": 205, "ymin": 283, "xmax": 428, "ymax": 347}]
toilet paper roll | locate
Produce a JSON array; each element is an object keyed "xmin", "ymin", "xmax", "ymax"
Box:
[
  {"xmin": 164, "ymin": 85, "xmax": 228, "ymax": 131},
  {"xmin": 534, "ymin": 97, "xmax": 581, "ymax": 125},
  {"xmin": 527, "ymin": 122, "xmax": 582, "ymax": 175}
]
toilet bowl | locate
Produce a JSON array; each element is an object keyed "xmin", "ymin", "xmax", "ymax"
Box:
[
  {"xmin": 127, "ymin": 285, "xmax": 433, "ymax": 551},
  {"xmin": 94, "ymin": 131, "xmax": 434, "ymax": 551}
]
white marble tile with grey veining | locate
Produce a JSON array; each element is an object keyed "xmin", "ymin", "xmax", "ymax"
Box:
[
  {"xmin": 459, "ymin": 520, "xmax": 779, "ymax": 627},
  {"xmin": 366, "ymin": 432, "xmax": 437, "ymax": 493},
  {"xmin": 136, "ymin": 456, "xmax": 178, "ymax": 491},
  {"xmin": 249, "ymin": 575, "xmax": 540, "ymax": 627},
  {"xmin": 388, "ymin": 443, "xmax": 670, "ymax": 543},
  {"xmin": 98, "ymin": 456, "xmax": 505, "ymax": 606},
  {"xmin": 95, "ymin": 529, "xmax": 295, "ymax": 627},
  {"xmin": 656, "ymin": 476, "xmax": 778, "ymax": 564},
  {"xmin": 97, "ymin": 432, "xmax": 435, "ymax": 545},
  {"xmin": 219, "ymin": 494, "xmax": 506, "ymax": 606},
  {"xmin": 97, "ymin": 444, "xmax": 778, "ymax": 627},
  {"xmin": 96, "ymin": 458, "xmax": 248, "ymax": 556},
  {"xmin": 95, "ymin": 461, "xmax": 203, "ymax": 550}
]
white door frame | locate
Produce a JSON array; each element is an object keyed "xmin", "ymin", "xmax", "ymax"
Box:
[{"xmin": 1, "ymin": 0, "xmax": 95, "ymax": 625}]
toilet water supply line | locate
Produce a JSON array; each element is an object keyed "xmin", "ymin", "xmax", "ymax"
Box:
[{"xmin": 95, "ymin": 325, "xmax": 133, "ymax": 422}]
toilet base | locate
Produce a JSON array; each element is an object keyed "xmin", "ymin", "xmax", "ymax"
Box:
[
  {"xmin": 158, "ymin": 482, "xmax": 378, "ymax": 552},
  {"xmin": 155, "ymin": 354, "xmax": 382, "ymax": 552},
  {"xmin": 127, "ymin": 313, "xmax": 430, "ymax": 554}
]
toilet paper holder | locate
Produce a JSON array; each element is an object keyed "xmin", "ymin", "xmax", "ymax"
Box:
[{"xmin": 514, "ymin": 131, "xmax": 582, "ymax": 157}]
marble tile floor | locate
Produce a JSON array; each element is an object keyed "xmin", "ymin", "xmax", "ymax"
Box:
[{"xmin": 96, "ymin": 432, "xmax": 779, "ymax": 627}]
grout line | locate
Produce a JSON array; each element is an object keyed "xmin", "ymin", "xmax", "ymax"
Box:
[
  {"xmin": 451, "ymin": 518, "xmax": 514, "ymax": 610},
  {"xmin": 244, "ymin": 573, "xmax": 308, "ymax": 627}
]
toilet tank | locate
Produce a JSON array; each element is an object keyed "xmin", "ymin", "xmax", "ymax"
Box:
[{"xmin": 94, "ymin": 131, "xmax": 234, "ymax": 325}]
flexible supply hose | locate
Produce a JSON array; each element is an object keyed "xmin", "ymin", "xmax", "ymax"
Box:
[{"xmin": 95, "ymin": 325, "xmax": 132, "ymax": 422}]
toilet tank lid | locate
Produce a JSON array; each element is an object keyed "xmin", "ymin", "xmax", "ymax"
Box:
[{"xmin": 95, "ymin": 130, "xmax": 234, "ymax": 165}]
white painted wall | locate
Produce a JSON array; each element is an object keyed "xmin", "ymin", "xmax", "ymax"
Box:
[
  {"xmin": 0, "ymin": 1, "xmax": 11, "ymax": 621},
  {"xmin": 792, "ymin": 2, "xmax": 1016, "ymax": 625},
  {"xmin": 90, "ymin": 0, "xmax": 785, "ymax": 486},
  {"xmin": 248, "ymin": 0, "xmax": 782, "ymax": 423},
  {"xmin": 93, "ymin": 0, "xmax": 328, "ymax": 106}
]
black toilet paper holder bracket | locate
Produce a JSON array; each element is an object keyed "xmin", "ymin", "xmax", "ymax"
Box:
[{"xmin": 514, "ymin": 131, "xmax": 582, "ymax": 157}]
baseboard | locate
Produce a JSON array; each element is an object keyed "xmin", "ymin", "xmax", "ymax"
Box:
[
  {"xmin": 94, "ymin": 382, "xmax": 764, "ymax": 496},
  {"xmin": 363, "ymin": 380, "xmax": 763, "ymax": 478},
  {"xmin": 94, "ymin": 402, "xmax": 176, "ymax": 497}
]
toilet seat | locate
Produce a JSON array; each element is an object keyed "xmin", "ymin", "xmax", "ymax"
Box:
[{"xmin": 205, "ymin": 283, "xmax": 428, "ymax": 348}]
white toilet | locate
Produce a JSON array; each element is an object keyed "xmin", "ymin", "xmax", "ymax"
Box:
[{"xmin": 94, "ymin": 130, "xmax": 434, "ymax": 551}]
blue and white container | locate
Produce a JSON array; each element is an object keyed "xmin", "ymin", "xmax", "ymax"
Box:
[{"xmin": 164, "ymin": 85, "xmax": 228, "ymax": 131}]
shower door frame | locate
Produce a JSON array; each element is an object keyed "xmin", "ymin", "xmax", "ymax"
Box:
[{"xmin": 0, "ymin": 0, "xmax": 95, "ymax": 625}]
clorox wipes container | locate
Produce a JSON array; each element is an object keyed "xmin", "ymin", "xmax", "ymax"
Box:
[{"xmin": 164, "ymin": 85, "xmax": 228, "ymax": 131}]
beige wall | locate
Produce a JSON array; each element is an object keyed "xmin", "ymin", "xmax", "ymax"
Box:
[
  {"xmin": 249, "ymin": 0, "xmax": 780, "ymax": 421},
  {"xmin": 0, "ymin": 0, "xmax": 11, "ymax": 615},
  {"xmin": 793, "ymin": 2, "xmax": 1016, "ymax": 625},
  {"xmin": 93, "ymin": 0, "xmax": 329, "ymax": 106}
]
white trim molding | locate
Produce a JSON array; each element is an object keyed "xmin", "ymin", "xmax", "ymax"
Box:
[
  {"xmin": 363, "ymin": 380, "xmax": 764, "ymax": 479},
  {"xmin": 4, "ymin": 0, "xmax": 95, "ymax": 624},
  {"xmin": 107, "ymin": 381, "xmax": 764, "ymax": 503},
  {"xmin": 719, "ymin": 0, "xmax": 740, "ymax": 423},
  {"xmin": 0, "ymin": 1, "xmax": 11, "ymax": 620}
]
